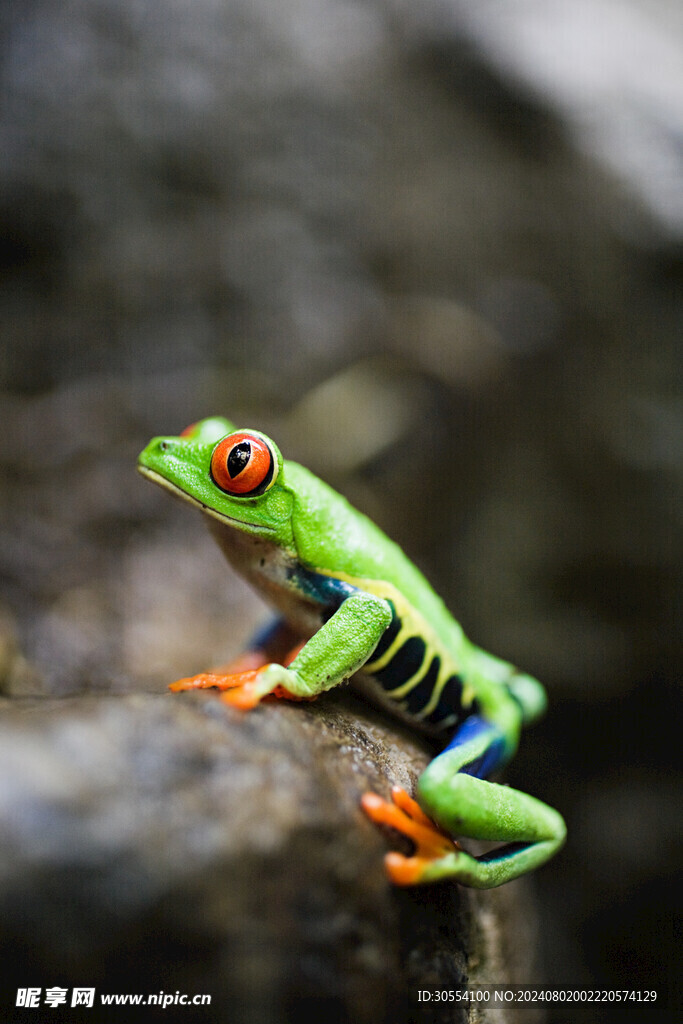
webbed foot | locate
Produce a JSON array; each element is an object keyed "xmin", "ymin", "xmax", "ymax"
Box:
[
  {"xmin": 169, "ymin": 669, "xmax": 265, "ymax": 708},
  {"xmin": 361, "ymin": 786, "xmax": 463, "ymax": 886},
  {"xmin": 169, "ymin": 663, "xmax": 316, "ymax": 710}
]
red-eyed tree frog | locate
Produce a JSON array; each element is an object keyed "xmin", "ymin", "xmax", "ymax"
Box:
[{"xmin": 138, "ymin": 416, "xmax": 566, "ymax": 888}]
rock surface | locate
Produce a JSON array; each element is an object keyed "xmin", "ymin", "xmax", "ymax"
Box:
[{"xmin": 0, "ymin": 688, "xmax": 539, "ymax": 1023}]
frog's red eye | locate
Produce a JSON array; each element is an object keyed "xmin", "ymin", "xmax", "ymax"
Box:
[
  {"xmin": 210, "ymin": 432, "xmax": 278, "ymax": 496},
  {"xmin": 180, "ymin": 422, "xmax": 198, "ymax": 438}
]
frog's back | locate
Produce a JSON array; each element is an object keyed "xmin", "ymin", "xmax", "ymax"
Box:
[
  {"xmin": 287, "ymin": 461, "xmax": 495, "ymax": 732},
  {"xmin": 287, "ymin": 462, "xmax": 459, "ymax": 640}
]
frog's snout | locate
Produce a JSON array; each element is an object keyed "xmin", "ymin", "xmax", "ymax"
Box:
[
  {"xmin": 139, "ymin": 436, "xmax": 180, "ymax": 463},
  {"xmin": 137, "ymin": 436, "xmax": 181, "ymax": 477}
]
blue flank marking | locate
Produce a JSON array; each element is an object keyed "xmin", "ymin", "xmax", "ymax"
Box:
[
  {"xmin": 442, "ymin": 715, "xmax": 508, "ymax": 779},
  {"xmin": 248, "ymin": 570, "xmax": 357, "ymax": 650},
  {"xmin": 478, "ymin": 841, "xmax": 531, "ymax": 863},
  {"xmin": 249, "ymin": 617, "xmax": 288, "ymax": 650},
  {"xmin": 288, "ymin": 565, "xmax": 359, "ymax": 610}
]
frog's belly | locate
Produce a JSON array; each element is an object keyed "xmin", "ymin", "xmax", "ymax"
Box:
[{"xmin": 207, "ymin": 519, "xmax": 326, "ymax": 638}]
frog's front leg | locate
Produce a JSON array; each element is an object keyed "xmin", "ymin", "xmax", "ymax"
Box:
[
  {"xmin": 171, "ymin": 593, "xmax": 392, "ymax": 710},
  {"xmin": 363, "ymin": 715, "xmax": 566, "ymax": 888}
]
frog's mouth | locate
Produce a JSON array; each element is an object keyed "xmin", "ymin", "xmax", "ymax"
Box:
[{"xmin": 137, "ymin": 465, "xmax": 276, "ymax": 533}]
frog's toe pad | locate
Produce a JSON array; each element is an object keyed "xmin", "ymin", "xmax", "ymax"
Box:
[
  {"xmin": 361, "ymin": 787, "xmax": 462, "ymax": 884},
  {"xmin": 170, "ymin": 669, "xmax": 267, "ymax": 710},
  {"xmin": 387, "ymin": 785, "xmax": 435, "ymax": 827},
  {"xmin": 385, "ymin": 852, "xmax": 435, "ymax": 886},
  {"xmin": 169, "ymin": 665, "xmax": 316, "ymax": 710}
]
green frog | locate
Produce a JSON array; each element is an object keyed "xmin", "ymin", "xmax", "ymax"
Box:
[{"xmin": 138, "ymin": 416, "xmax": 566, "ymax": 887}]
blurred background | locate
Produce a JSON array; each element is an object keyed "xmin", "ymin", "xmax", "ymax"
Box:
[{"xmin": 0, "ymin": 0, "xmax": 680, "ymax": 1021}]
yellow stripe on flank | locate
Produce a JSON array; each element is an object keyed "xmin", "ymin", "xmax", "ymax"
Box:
[
  {"xmin": 363, "ymin": 617, "xmax": 413, "ymax": 673},
  {"xmin": 413, "ymin": 662, "xmax": 453, "ymax": 719},
  {"xmin": 316, "ymin": 569, "xmax": 468, "ymax": 719},
  {"xmin": 415, "ymin": 671, "xmax": 478, "ymax": 720},
  {"xmin": 461, "ymin": 682, "xmax": 477, "ymax": 707},
  {"xmin": 318, "ymin": 569, "xmax": 460, "ymax": 670},
  {"xmin": 383, "ymin": 655, "xmax": 432, "ymax": 699}
]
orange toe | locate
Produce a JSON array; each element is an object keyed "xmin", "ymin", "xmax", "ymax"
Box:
[
  {"xmin": 389, "ymin": 786, "xmax": 434, "ymax": 828},
  {"xmin": 170, "ymin": 665, "xmax": 317, "ymax": 710},
  {"xmin": 385, "ymin": 852, "xmax": 433, "ymax": 886},
  {"xmin": 169, "ymin": 669, "xmax": 260, "ymax": 694},
  {"xmin": 361, "ymin": 787, "xmax": 462, "ymax": 883},
  {"xmin": 169, "ymin": 672, "xmax": 240, "ymax": 692},
  {"xmin": 218, "ymin": 672, "xmax": 264, "ymax": 710}
]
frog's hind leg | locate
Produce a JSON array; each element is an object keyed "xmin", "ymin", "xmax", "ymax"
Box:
[
  {"xmin": 470, "ymin": 646, "xmax": 548, "ymax": 726},
  {"xmin": 417, "ymin": 716, "xmax": 565, "ymax": 887},
  {"xmin": 364, "ymin": 716, "xmax": 566, "ymax": 888}
]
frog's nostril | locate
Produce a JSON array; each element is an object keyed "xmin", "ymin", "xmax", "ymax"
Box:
[{"xmin": 160, "ymin": 441, "xmax": 170, "ymax": 452}]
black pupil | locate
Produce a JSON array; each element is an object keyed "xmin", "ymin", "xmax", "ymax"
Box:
[{"xmin": 227, "ymin": 441, "xmax": 251, "ymax": 478}]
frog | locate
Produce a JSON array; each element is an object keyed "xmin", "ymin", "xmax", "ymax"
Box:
[{"xmin": 138, "ymin": 416, "xmax": 566, "ymax": 888}]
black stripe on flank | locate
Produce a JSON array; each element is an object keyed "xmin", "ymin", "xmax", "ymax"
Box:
[
  {"xmin": 402, "ymin": 655, "xmax": 441, "ymax": 713},
  {"xmin": 366, "ymin": 602, "xmax": 400, "ymax": 662},
  {"xmin": 424, "ymin": 674, "xmax": 468, "ymax": 726},
  {"xmin": 372, "ymin": 635, "xmax": 427, "ymax": 691}
]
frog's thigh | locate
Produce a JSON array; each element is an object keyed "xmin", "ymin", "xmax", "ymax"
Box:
[{"xmin": 416, "ymin": 716, "xmax": 566, "ymax": 887}]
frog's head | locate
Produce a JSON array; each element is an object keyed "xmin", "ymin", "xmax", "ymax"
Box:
[{"xmin": 138, "ymin": 416, "xmax": 294, "ymax": 543}]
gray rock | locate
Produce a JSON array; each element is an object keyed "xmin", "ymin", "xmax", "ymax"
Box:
[{"xmin": 0, "ymin": 689, "xmax": 539, "ymax": 1023}]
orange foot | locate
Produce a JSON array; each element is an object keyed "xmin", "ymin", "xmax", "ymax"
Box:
[
  {"xmin": 361, "ymin": 786, "xmax": 462, "ymax": 886},
  {"xmin": 169, "ymin": 661, "xmax": 317, "ymax": 711},
  {"xmin": 169, "ymin": 668, "xmax": 266, "ymax": 709}
]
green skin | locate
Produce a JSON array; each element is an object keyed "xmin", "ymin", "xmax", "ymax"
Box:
[{"xmin": 138, "ymin": 416, "xmax": 566, "ymax": 888}]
